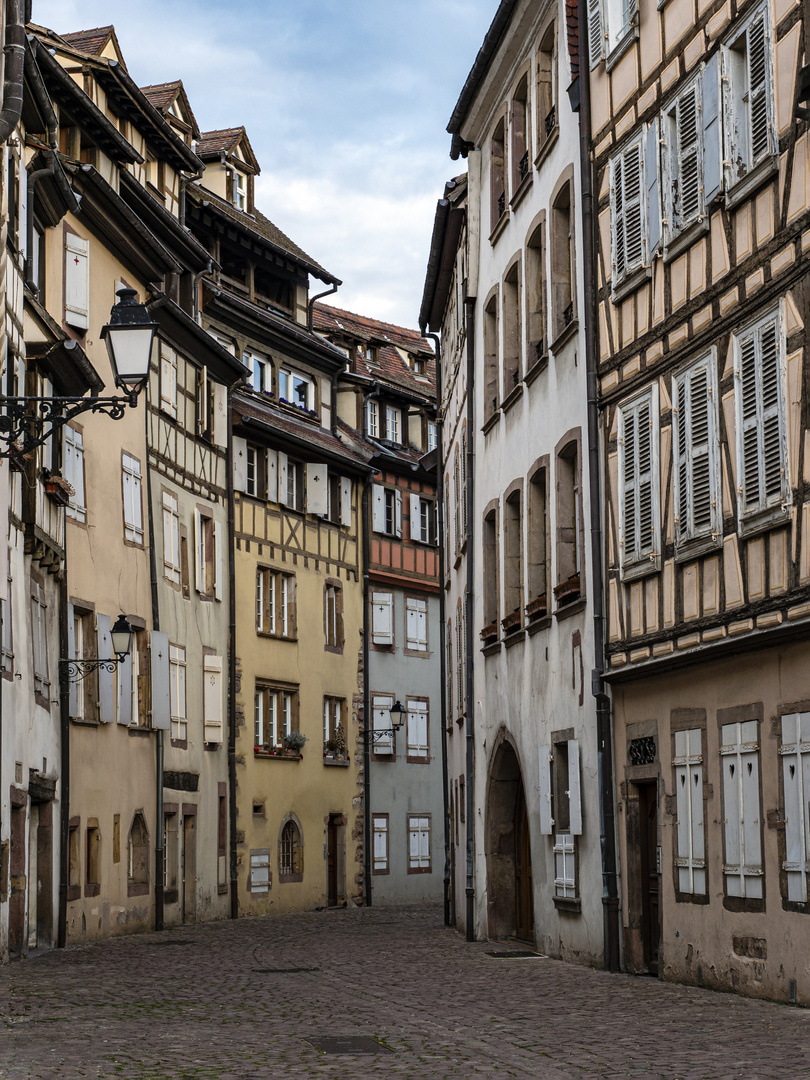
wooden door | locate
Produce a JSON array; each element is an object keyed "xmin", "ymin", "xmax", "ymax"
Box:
[
  {"xmin": 514, "ymin": 779, "xmax": 534, "ymax": 942},
  {"xmin": 182, "ymin": 815, "xmax": 197, "ymax": 923},
  {"xmin": 327, "ymin": 817, "xmax": 338, "ymax": 907},
  {"xmin": 638, "ymin": 782, "xmax": 660, "ymax": 973},
  {"xmin": 8, "ymin": 802, "xmax": 26, "ymax": 958}
]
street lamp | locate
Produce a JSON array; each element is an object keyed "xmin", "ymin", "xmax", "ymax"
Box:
[
  {"xmin": 0, "ymin": 287, "xmax": 157, "ymax": 458},
  {"xmin": 60, "ymin": 614, "xmax": 135, "ymax": 683},
  {"xmin": 372, "ymin": 699, "xmax": 407, "ymax": 743}
]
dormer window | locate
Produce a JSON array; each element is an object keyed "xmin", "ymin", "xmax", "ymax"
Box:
[
  {"xmin": 367, "ymin": 399, "xmax": 380, "ymax": 439},
  {"xmin": 232, "ymin": 169, "xmax": 246, "ymax": 211},
  {"xmin": 412, "ymin": 356, "xmax": 426, "ymax": 375},
  {"xmin": 385, "ymin": 406, "xmax": 402, "ymax": 444},
  {"xmin": 278, "ymin": 368, "xmax": 314, "ymax": 412},
  {"xmin": 365, "ymin": 344, "xmax": 376, "ymax": 362}
]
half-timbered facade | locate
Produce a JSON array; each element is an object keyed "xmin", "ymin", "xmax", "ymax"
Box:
[{"xmin": 589, "ymin": 0, "xmax": 810, "ymax": 999}]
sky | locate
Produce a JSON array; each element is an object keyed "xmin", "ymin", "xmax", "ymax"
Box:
[{"xmin": 32, "ymin": 0, "xmax": 496, "ymax": 330}]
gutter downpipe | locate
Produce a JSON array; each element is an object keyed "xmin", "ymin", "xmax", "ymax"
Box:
[
  {"xmin": 307, "ymin": 282, "xmax": 339, "ymax": 331},
  {"xmin": 422, "ymin": 330, "xmax": 449, "ymax": 927},
  {"xmin": 144, "ymin": 383, "xmax": 164, "ymax": 931},
  {"xmin": 464, "ymin": 295, "xmax": 476, "ymax": 942},
  {"xmin": 577, "ymin": 0, "xmax": 620, "ymax": 973},
  {"xmin": 361, "ymin": 477, "xmax": 372, "ymax": 906},
  {"xmin": 0, "ymin": 0, "xmax": 25, "ymax": 145},
  {"xmin": 227, "ymin": 380, "xmax": 241, "ymax": 920},
  {"xmin": 57, "ymin": 560, "xmax": 70, "ymax": 948}
]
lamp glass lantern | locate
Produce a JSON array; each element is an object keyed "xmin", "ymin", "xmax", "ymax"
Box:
[
  {"xmin": 100, "ymin": 288, "xmax": 157, "ymax": 394},
  {"xmin": 110, "ymin": 614, "xmax": 135, "ymax": 662},
  {"xmin": 389, "ymin": 699, "xmax": 406, "ymax": 731}
]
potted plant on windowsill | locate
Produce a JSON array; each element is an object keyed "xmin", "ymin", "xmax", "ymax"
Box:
[
  {"xmin": 553, "ymin": 574, "xmax": 581, "ymax": 606},
  {"xmin": 43, "ymin": 472, "xmax": 74, "ymax": 506},
  {"xmin": 480, "ymin": 621, "xmax": 499, "ymax": 643},
  {"xmin": 525, "ymin": 594, "xmax": 548, "ymax": 621},
  {"xmin": 501, "ymin": 608, "xmax": 522, "ymax": 634},
  {"xmin": 283, "ymin": 731, "xmax": 308, "ymax": 758}
]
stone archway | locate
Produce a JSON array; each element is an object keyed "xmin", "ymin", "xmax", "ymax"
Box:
[{"xmin": 485, "ymin": 737, "xmax": 534, "ymax": 942}]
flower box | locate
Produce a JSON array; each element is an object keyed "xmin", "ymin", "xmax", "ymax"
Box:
[
  {"xmin": 480, "ymin": 621, "xmax": 499, "ymax": 643},
  {"xmin": 44, "ymin": 475, "xmax": 74, "ymax": 506},
  {"xmin": 501, "ymin": 609, "xmax": 522, "ymax": 633},
  {"xmin": 525, "ymin": 594, "xmax": 548, "ymax": 620},
  {"xmin": 553, "ymin": 574, "xmax": 581, "ymax": 606}
]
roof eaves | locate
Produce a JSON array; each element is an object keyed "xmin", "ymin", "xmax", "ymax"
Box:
[{"xmin": 446, "ymin": 0, "xmax": 519, "ymax": 147}]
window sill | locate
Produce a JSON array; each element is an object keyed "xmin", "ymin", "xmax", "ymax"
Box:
[
  {"xmin": 482, "ymin": 410, "xmax": 501, "ymax": 436},
  {"xmin": 85, "ymin": 883, "xmax": 100, "ymax": 898},
  {"xmin": 738, "ymin": 503, "xmax": 791, "ymax": 539},
  {"xmin": 524, "ymin": 354, "xmax": 548, "ymax": 386},
  {"xmin": 509, "ymin": 171, "xmax": 533, "ymax": 211},
  {"xmin": 527, "ymin": 614, "xmax": 553, "ymax": 636},
  {"xmin": 674, "ymin": 889, "xmax": 710, "ymax": 905},
  {"xmin": 407, "ymin": 866, "xmax": 433, "ymax": 875},
  {"xmin": 664, "ymin": 216, "xmax": 709, "ymax": 264},
  {"xmin": 164, "ymin": 888, "xmax": 179, "ymax": 905},
  {"xmin": 534, "ymin": 126, "xmax": 559, "ymax": 171},
  {"xmin": 553, "ymin": 895, "xmax": 582, "ymax": 913},
  {"xmin": 204, "ymin": 741, "xmax": 222, "ymax": 752},
  {"xmin": 489, "ymin": 208, "xmax": 510, "ymax": 246},
  {"xmin": 674, "ymin": 533, "xmax": 723, "ymax": 563},
  {"xmin": 723, "ymin": 895, "xmax": 765, "ymax": 914},
  {"xmin": 482, "ymin": 640, "xmax": 502, "ymax": 657},
  {"xmin": 70, "ymin": 716, "xmax": 99, "ymax": 727},
  {"xmin": 605, "ymin": 25, "xmax": 638, "ymax": 73},
  {"xmin": 620, "ymin": 557, "xmax": 661, "ymax": 583},
  {"xmin": 504, "ymin": 628, "xmax": 526, "ymax": 648},
  {"xmin": 611, "ymin": 264, "xmax": 651, "ymax": 306},
  {"xmin": 501, "ymin": 382, "xmax": 524, "ymax": 415},
  {"xmin": 323, "ymin": 757, "xmax": 350, "ymax": 767},
  {"xmin": 550, "ymin": 319, "xmax": 578, "ymax": 355},
  {"xmin": 254, "ymin": 749, "xmax": 302, "ymax": 762},
  {"xmin": 724, "ymin": 154, "xmax": 778, "ymax": 211},
  {"xmin": 555, "ymin": 597, "xmax": 587, "ymax": 621},
  {"xmin": 128, "ymin": 726, "xmax": 152, "ymax": 738},
  {"xmin": 66, "ymin": 885, "xmax": 81, "ymax": 902},
  {"xmin": 127, "ymin": 882, "xmax": 150, "ymax": 897},
  {"xmin": 279, "ymin": 873, "xmax": 304, "ymax": 884}
]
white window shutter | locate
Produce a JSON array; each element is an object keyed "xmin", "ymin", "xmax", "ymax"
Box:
[
  {"xmin": 371, "ymin": 592, "xmax": 393, "ymax": 644},
  {"xmin": 196, "ymin": 366, "xmax": 208, "ymax": 436},
  {"xmin": 372, "ymin": 694, "xmax": 394, "ymax": 753},
  {"xmin": 214, "ymin": 521, "xmax": 223, "ymax": 601},
  {"xmin": 117, "ymin": 651, "xmax": 132, "ymax": 725},
  {"xmin": 204, "ymin": 655, "xmax": 224, "ymax": 742},
  {"xmin": 395, "ymin": 489, "xmax": 402, "ymax": 538},
  {"xmin": 372, "ymin": 483, "xmax": 385, "ymax": 532},
  {"xmin": 149, "ymin": 630, "xmax": 171, "ymax": 730},
  {"xmin": 588, "ymin": 0, "xmax": 604, "ymax": 68},
  {"xmin": 67, "ymin": 602, "xmax": 78, "ymax": 718},
  {"xmin": 567, "ymin": 739, "xmax": 582, "ymax": 835},
  {"xmin": 233, "ymin": 436, "xmax": 247, "ymax": 492},
  {"xmin": 539, "ymin": 745, "xmax": 553, "ymax": 834},
  {"xmin": 622, "ymin": 140, "xmax": 644, "ymax": 275},
  {"xmin": 781, "ymin": 713, "xmax": 810, "ymax": 902},
  {"xmin": 409, "ymin": 493, "xmax": 422, "ymax": 541},
  {"xmin": 373, "ymin": 818, "xmax": 387, "ymax": 869},
  {"xmin": 702, "ymin": 53, "xmax": 722, "ymax": 206},
  {"xmin": 266, "ymin": 449, "xmax": 278, "ymax": 503},
  {"xmin": 65, "ymin": 234, "xmax": 89, "ymax": 329},
  {"xmin": 194, "ymin": 509, "xmax": 204, "ymax": 593},
  {"xmin": 212, "ymin": 381, "xmax": 227, "ymax": 447},
  {"xmin": 406, "ymin": 599, "xmax": 418, "ymax": 645},
  {"xmin": 132, "ymin": 465, "xmax": 143, "ymax": 536},
  {"xmin": 306, "ymin": 463, "xmax": 328, "ymax": 515},
  {"xmin": 645, "ymin": 119, "xmax": 661, "ymax": 256},
  {"xmin": 96, "ymin": 614, "xmax": 114, "ymax": 723},
  {"xmin": 340, "ymin": 477, "xmax": 352, "ymax": 526},
  {"xmin": 676, "ymin": 83, "xmax": 701, "ymax": 230},
  {"xmin": 277, "ymin": 451, "xmax": 288, "ymax": 506}
]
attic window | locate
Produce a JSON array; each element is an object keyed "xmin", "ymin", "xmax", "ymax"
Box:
[
  {"xmin": 232, "ymin": 169, "xmax": 246, "ymax": 211},
  {"xmin": 365, "ymin": 344, "xmax": 376, "ymax": 362},
  {"xmin": 411, "ymin": 356, "xmax": 426, "ymax": 375}
]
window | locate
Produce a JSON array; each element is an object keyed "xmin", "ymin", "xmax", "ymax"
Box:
[
  {"xmin": 539, "ymin": 739, "xmax": 582, "ymax": 898},
  {"xmin": 195, "ymin": 365, "xmax": 214, "ymax": 440},
  {"xmin": 384, "ymin": 405, "xmax": 402, "ymax": 443},
  {"xmin": 249, "ymin": 849, "xmax": 270, "ymax": 894},
  {"xmin": 427, "ymin": 421, "xmax": 438, "ymax": 452},
  {"xmin": 194, "ymin": 509, "xmax": 222, "ymax": 599},
  {"xmin": 780, "ymin": 712, "xmax": 810, "ymax": 902},
  {"xmin": 169, "ymin": 645, "xmax": 187, "ymax": 742},
  {"xmin": 324, "ymin": 582, "xmax": 344, "ymax": 650},
  {"xmin": 372, "ymin": 693, "xmax": 395, "ymax": 755},
  {"xmin": 406, "ymin": 699, "xmax": 429, "ymax": 760},
  {"xmin": 504, "ymin": 488, "xmax": 523, "ymax": 623},
  {"xmin": 85, "ymin": 821, "xmax": 100, "ymax": 892},
  {"xmin": 674, "ymin": 728, "xmax": 706, "ymax": 895},
  {"xmin": 373, "ymin": 815, "xmax": 389, "ymax": 873},
  {"xmin": 1, "ymin": 569, "xmax": 12, "ymax": 674},
  {"xmin": 537, "ymin": 23, "xmax": 557, "ymax": 150},
  {"xmin": 279, "ymin": 818, "xmax": 303, "ymax": 880},
  {"xmin": 405, "ymin": 597, "xmax": 428, "ymax": 652},
  {"xmin": 510, "ymin": 75, "xmax": 530, "ymax": 190},
  {"xmin": 68, "ymin": 819, "xmax": 80, "ymax": 894},
  {"xmin": 323, "ymin": 697, "xmax": 348, "ymax": 759},
  {"xmin": 127, "ymin": 811, "xmax": 149, "ymax": 891},
  {"xmin": 484, "ymin": 291, "xmax": 499, "ymax": 419},
  {"xmin": 721, "ymin": 719, "xmax": 763, "ymax": 898},
  {"xmin": 503, "ymin": 262, "xmax": 522, "ymax": 393},
  {"xmin": 159, "ymin": 342, "xmax": 178, "ymax": 419},
  {"xmin": 490, "ymin": 118, "xmax": 506, "ymax": 230},
  {"xmin": 256, "ymin": 567, "xmax": 296, "ymax": 638},
  {"xmin": 246, "ymin": 445, "xmax": 266, "ymax": 499},
  {"xmin": 673, "ymin": 353, "xmax": 722, "ymax": 551},
  {"xmin": 723, "ymin": 5, "xmax": 775, "ymax": 198},
  {"xmin": 410, "ymin": 494, "xmax": 435, "ymax": 545},
  {"xmin": 551, "ymin": 179, "xmax": 575, "ymax": 339},
  {"xmin": 367, "ymin": 398, "xmax": 379, "ymax": 439},
  {"xmin": 733, "ymin": 307, "xmax": 789, "ymax": 528},
  {"xmin": 247, "ymin": 351, "xmax": 269, "ymax": 393},
  {"xmin": 528, "ymin": 467, "xmax": 549, "ymax": 619},
  {"xmin": 203, "ymin": 655, "xmax": 223, "ymax": 743},
  {"xmin": 483, "ymin": 507, "xmax": 500, "ymax": 633},
  {"xmin": 460, "ymin": 429, "xmax": 468, "ymax": 543},
  {"xmin": 456, "ymin": 599, "xmax": 464, "ymax": 715},
  {"xmin": 618, "ymin": 391, "xmax": 660, "ymax": 576},
  {"xmin": 122, "ymin": 454, "xmax": 143, "ymax": 544},
  {"xmin": 232, "ymin": 168, "xmax": 246, "ymax": 211},
  {"xmin": 278, "ymin": 368, "xmax": 314, "ymax": 411},
  {"xmin": 69, "ymin": 605, "xmax": 97, "ymax": 721},
  {"xmin": 371, "ymin": 591, "xmax": 394, "ymax": 646},
  {"xmin": 372, "ymin": 483, "xmax": 402, "ymax": 537},
  {"xmin": 526, "ymin": 220, "xmax": 547, "ymax": 362},
  {"xmin": 610, "ymin": 133, "xmax": 649, "ymax": 291},
  {"xmin": 254, "ymin": 684, "xmax": 297, "ymax": 750},
  {"xmin": 163, "ymin": 811, "xmax": 179, "ymax": 892},
  {"xmin": 445, "ymin": 622, "xmax": 453, "ymax": 720},
  {"xmin": 408, "ymin": 815, "xmax": 431, "ymax": 873},
  {"xmin": 64, "ymin": 233, "xmax": 89, "ymax": 330},
  {"xmin": 284, "ymin": 459, "xmax": 304, "ymax": 512},
  {"xmin": 218, "ymin": 791, "xmax": 227, "ymax": 890},
  {"xmin": 162, "ymin": 491, "xmax": 180, "ymax": 584},
  {"xmin": 453, "ymin": 447, "xmax": 461, "ymax": 553},
  {"xmin": 63, "ymin": 426, "xmax": 86, "ymax": 523},
  {"xmin": 30, "ymin": 582, "xmax": 49, "ymax": 698},
  {"xmin": 587, "ymin": 0, "xmax": 637, "ymax": 66}
]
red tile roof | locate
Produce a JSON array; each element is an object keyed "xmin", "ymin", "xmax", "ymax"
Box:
[
  {"xmin": 197, "ymin": 127, "xmax": 244, "ymax": 156},
  {"xmin": 312, "ymin": 302, "xmax": 436, "ymax": 399},
  {"xmin": 567, "ymin": 0, "xmax": 579, "ymax": 79},
  {"xmin": 140, "ymin": 81, "xmax": 181, "ymax": 110},
  {"xmin": 60, "ymin": 25, "xmax": 122, "ymax": 62}
]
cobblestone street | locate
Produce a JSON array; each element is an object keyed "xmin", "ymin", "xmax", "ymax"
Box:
[{"xmin": 0, "ymin": 905, "xmax": 807, "ymax": 1080}]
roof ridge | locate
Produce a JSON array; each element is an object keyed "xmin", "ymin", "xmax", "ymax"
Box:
[{"xmin": 314, "ymin": 301, "xmax": 427, "ymax": 343}]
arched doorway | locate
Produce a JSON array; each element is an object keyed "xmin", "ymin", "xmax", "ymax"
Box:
[{"xmin": 485, "ymin": 739, "xmax": 534, "ymax": 942}]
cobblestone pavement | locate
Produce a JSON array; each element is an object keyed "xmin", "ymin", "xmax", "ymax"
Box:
[{"xmin": 1, "ymin": 904, "xmax": 808, "ymax": 1080}]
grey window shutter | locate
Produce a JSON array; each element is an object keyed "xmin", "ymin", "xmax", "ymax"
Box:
[
  {"xmin": 394, "ymin": 489, "xmax": 403, "ymax": 538},
  {"xmin": 96, "ymin": 614, "xmax": 114, "ymax": 723},
  {"xmin": 233, "ymin": 436, "xmax": 247, "ymax": 492},
  {"xmin": 67, "ymin": 603, "xmax": 78, "ymax": 718},
  {"xmin": 612, "ymin": 154, "xmax": 624, "ymax": 281},
  {"xmin": 688, "ymin": 365, "xmax": 713, "ymax": 536},
  {"xmin": 150, "ymin": 630, "xmax": 170, "ymax": 730},
  {"xmin": 747, "ymin": 12, "xmax": 771, "ymax": 165},
  {"xmin": 538, "ymin": 746, "xmax": 553, "ymax": 834},
  {"xmin": 645, "ymin": 119, "xmax": 661, "ymax": 256},
  {"xmin": 305, "ymin": 463, "xmax": 328, "ymax": 516},
  {"xmin": 739, "ymin": 332, "xmax": 761, "ymax": 511},
  {"xmin": 340, "ymin": 477, "xmax": 352, "ymax": 526},
  {"xmin": 568, "ymin": 739, "xmax": 583, "ymax": 835},
  {"xmin": 759, "ymin": 319, "xmax": 783, "ymax": 505},
  {"xmin": 622, "ymin": 140, "xmax": 644, "ymax": 273},
  {"xmin": 117, "ymin": 652, "xmax": 132, "ymax": 726},
  {"xmin": 702, "ymin": 54, "xmax": 722, "ymax": 207},
  {"xmin": 677, "ymin": 83, "xmax": 701, "ymax": 229},
  {"xmin": 266, "ymin": 449, "xmax": 278, "ymax": 503},
  {"xmin": 637, "ymin": 398, "xmax": 653, "ymax": 557},
  {"xmin": 277, "ymin": 451, "xmax": 288, "ymax": 506},
  {"xmin": 588, "ymin": 0, "xmax": 604, "ymax": 68}
]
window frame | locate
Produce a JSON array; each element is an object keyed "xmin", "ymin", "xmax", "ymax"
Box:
[
  {"xmin": 406, "ymin": 697, "xmax": 429, "ymax": 762},
  {"xmin": 256, "ymin": 566, "xmax": 296, "ymax": 639},
  {"xmin": 122, "ymin": 452, "xmax": 144, "ymax": 546},
  {"xmin": 407, "ymin": 814, "xmax": 432, "ymax": 874},
  {"xmin": 373, "ymin": 814, "xmax": 390, "ymax": 875},
  {"xmin": 672, "ymin": 351, "xmax": 722, "ymax": 558},
  {"xmin": 617, "ymin": 387, "xmax": 661, "ymax": 579},
  {"xmin": 169, "ymin": 643, "xmax": 187, "ymax": 744},
  {"xmin": 254, "ymin": 681, "xmax": 299, "ymax": 753}
]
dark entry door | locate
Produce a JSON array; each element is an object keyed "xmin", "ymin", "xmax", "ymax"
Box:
[
  {"xmin": 638, "ymin": 782, "xmax": 660, "ymax": 973},
  {"xmin": 327, "ymin": 817, "xmax": 338, "ymax": 907},
  {"xmin": 9, "ymin": 802, "xmax": 26, "ymax": 958},
  {"xmin": 514, "ymin": 779, "xmax": 534, "ymax": 942},
  {"xmin": 182, "ymin": 815, "xmax": 197, "ymax": 923}
]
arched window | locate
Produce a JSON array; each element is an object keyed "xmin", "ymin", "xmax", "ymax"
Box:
[
  {"xmin": 279, "ymin": 816, "xmax": 303, "ymax": 881},
  {"xmin": 128, "ymin": 811, "xmax": 149, "ymax": 892}
]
